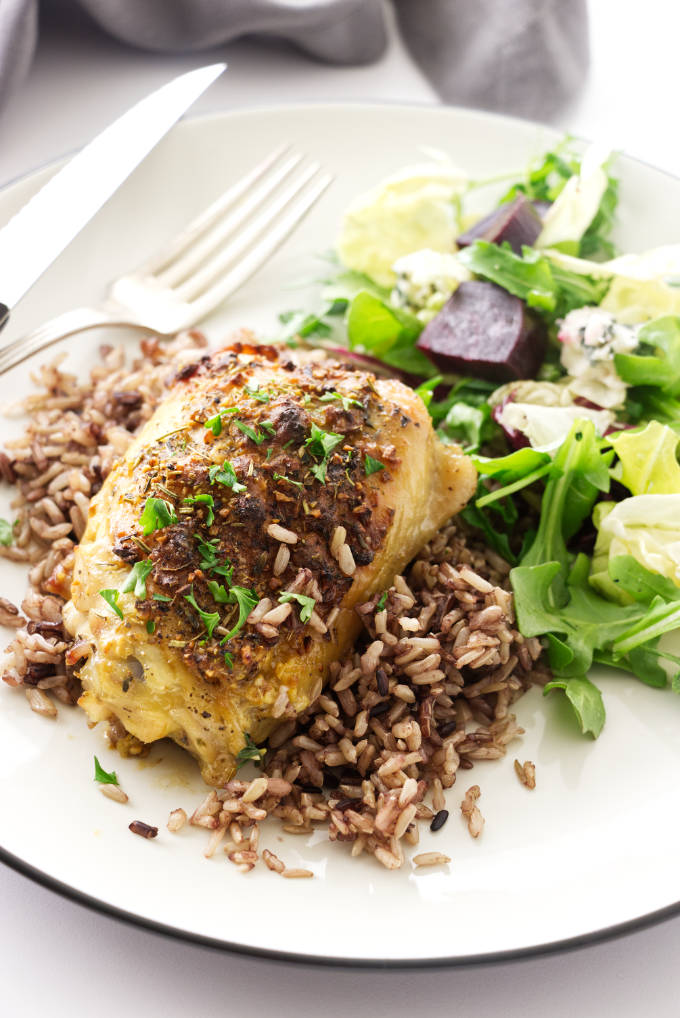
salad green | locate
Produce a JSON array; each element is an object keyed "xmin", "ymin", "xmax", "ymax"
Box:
[{"xmin": 282, "ymin": 141, "xmax": 680, "ymax": 738}]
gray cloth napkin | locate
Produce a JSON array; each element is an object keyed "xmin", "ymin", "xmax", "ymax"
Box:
[{"xmin": 0, "ymin": 0, "xmax": 588, "ymax": 119}]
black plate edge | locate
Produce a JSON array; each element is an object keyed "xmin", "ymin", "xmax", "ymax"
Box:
[{"xmin": 3, "ymin": 844, "xmax": 680, "ymax": 969}]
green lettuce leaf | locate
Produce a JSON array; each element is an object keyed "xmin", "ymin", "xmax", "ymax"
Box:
[{"xmin": 610, "ymin": 420, "xmax": 680, "ymax": 495}]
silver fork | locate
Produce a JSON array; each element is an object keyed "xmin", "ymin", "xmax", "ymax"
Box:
[{"xmin": 0, "ymin": 146, "xmax": 332, "ymax": 375}]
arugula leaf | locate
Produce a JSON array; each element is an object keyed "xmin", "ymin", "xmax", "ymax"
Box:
[
  {"xmin": 183, "ymin": 493, "xmax": 215, "ymax": 525},
  {"xmin": 121, "ymin": 559, "xmax": 154, "ymax": 599},
  {"xmin": 500, "ymin": 145, "xmax": 577, "ymax": 205},
  {"xmin": 184, "ymin": 588, "xmax": 220, "ymax": 639},
  {"xmin": 208, "ymin": 460, "xmax": 246, "ymax": 493},
  {"xmin": 608, "ymin": 554, "xmax": 680, "ymax": 605},
  {"xmin": 235, "ymin": 733, "xmax": 265, "ymax": 769},
  {"xmin": 278, "ymin": 591, "xmax": 316, "ymax": 623},
  {"xmin": 0, "ymin": 518, "xmax": 14, "ymax": 546},
  {"xmin": 472, "ymin": 447, "xmax": 552, "ymax": 484},
  {"xmin": 543, "ymin": 676, "xmax": 606, "ymax": 737},
  {"xmin": 458, "ymin": 240, "xmax": 556, "ymax": 311},
  {"xmin": 94, "ymin": 755, "xmax": 119, "ymax": 786},
  {"xmin": 139, "ymin": 497, "xmax": 178, "ymax": 536},
  {"xmin": 221, "ymin": 586, "xmax": 258, "ymax": 642},
  {"xmin": 458, "ymin": 240, "xmax": 610, "ymax": 320},
  {"xmin": 413, "ymin": 376, "xmax": 443, "ymax": 409},
  {"xmin": 99, "ymin": 588, "xmax": 124, "ymax": 620},
  {"xmin": 438, "ymin": 401, "xmax": 495, "ymax": 454},
  {"xmin": 429, "ymin": 377, "xmax": 497, "ymax": 427},
  {"xmin": 346, "ymin": 290, "xmax": 435, "ymax": 376},
  {"xmin": 305, "ymin": 424, "xmax": 343, "ymax": 484},
  {"xmin": 459, "ymin": 483, "xmax": 518, "ymax": 565},
  {"xmin": 364, "ymin": 454, "xmax": 385, "ymax": 476},
  {"xmin": 520, "ymin": 420, "xmax": 612, "ymax": 603}
]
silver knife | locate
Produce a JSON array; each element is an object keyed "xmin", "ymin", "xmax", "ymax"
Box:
[{"xmin": 0, "ymin": 62, "xmax": 226, "ymax": 334}]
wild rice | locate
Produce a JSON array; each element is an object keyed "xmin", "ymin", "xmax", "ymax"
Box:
[
  {"xmin": 514, "ymin": 759, "xmax": 537, "ymax": 789},
  {"xmin": 100, "ymin": 784, "xmax": 128, "ymax": 804},
  {"xmin": 0, "ymin": 335, "xmax": 550, "ymax": 875}
]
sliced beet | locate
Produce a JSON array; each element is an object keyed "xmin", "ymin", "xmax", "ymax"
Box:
[
  {"xmin": 416, "ymin": 281, "xmax": 547, "ymax": 383},
  {"xmin": 456, "ymin": 194, "xmax": 543, "ymax": 254}
]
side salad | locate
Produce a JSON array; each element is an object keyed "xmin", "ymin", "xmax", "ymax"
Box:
[{"xmin": 280, "ymin": 140, "xmax": 680, "ymax": 738}]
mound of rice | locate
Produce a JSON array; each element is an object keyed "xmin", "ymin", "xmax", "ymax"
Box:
[{"xmin": 0, "ymin": 334, "xmax": 548, "ymax": 872}]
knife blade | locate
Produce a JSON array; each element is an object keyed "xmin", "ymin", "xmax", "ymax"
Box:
[{"xmin": 0, "ymin": 62, "xmax": 226, "ymax": 333}]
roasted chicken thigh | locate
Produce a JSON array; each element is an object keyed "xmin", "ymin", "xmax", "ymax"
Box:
[{"xmin": 64, "ymin": 343, "xmax": 476, "ymax": 783}]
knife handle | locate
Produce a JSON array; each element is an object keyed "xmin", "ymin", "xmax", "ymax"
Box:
[{"xmin": 0, "ymin": 303, "xmax": 7, "ymax": 333}]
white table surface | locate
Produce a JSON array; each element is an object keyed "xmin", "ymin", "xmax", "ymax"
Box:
[{"xmin": 2, "ymin": 1, "xmax": 680, "ymax": 1014}]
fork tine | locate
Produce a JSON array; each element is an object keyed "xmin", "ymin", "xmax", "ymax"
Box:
[
  {"xmin": 0, "ymin": 308, "xmax": 138, "ymax": 375},
  {"xmin": 187, "ymin": 171, "xmax": 333, "ymax": 324},
  {"xmin": 176, "ymin": 162, "xmax": 325, "ymax": 304},
  {"xmin": 142, "ymin": 144, "xmax": 290, "ymax": 276},
  {"xmin": 152, "ymin": 151, "xmax": 305, "ymax": 289}
]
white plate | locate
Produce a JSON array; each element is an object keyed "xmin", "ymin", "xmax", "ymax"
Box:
[{"xmin": 1, "ymin": 104, "xmax": 680, "ymax": 968}]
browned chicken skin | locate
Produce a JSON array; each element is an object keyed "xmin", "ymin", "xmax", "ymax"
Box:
[{"xmin": 64, "ymin": 343, "xmax": 476, "ymax": 783}]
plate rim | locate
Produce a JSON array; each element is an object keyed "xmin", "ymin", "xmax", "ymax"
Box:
[
  {"xmin": 2, "ymin": 99, "xmax": 680, "ymax": 968},
  {"xmin": 3, "ymin": 840, "xmax": 680, "ymax": 968}
]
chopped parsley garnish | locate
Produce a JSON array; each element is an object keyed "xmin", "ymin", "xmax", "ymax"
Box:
[
  {"xmin": 320, "ymin": 391, "xmax": 364, "ymax": 411},
  {"xmin": 305, "ymin": 423, "xmax": 343, "ymax": 484},
  {"xmin": 278, "ymin": 591, "xmax": 316, "ymax": 624},
  {"xmin": 221, "ymin": 585, "xmax": 258, "ymax": 643},
  {"xmin": 94, "ymin": 755, "xmax": 119, "ymax": 786},
  {"xmin": 209, "ymin": 459, "xmax": 246, "ymax": 492},
  {"xmin": 121, "ymin": 559, "xmax": 154, "ymax": 599},
  {"xmin": 364, "ymin": 454, "xmax": 385, "ymax": 476},
  {"xmin": 235, "ymin": 733, "xmax": 265, "ymax": 769},
  {"xmin": 265, "ymin": 447, "xmax": 274, "ymax": 462},
  {"xmin": 207, "ymin": 579, "xmax": 230, "ymax": 603},
  {"xmin": 99, "ymin": 588, "xmax": 124, "ymax": 619},
  {"xmin": 245, "ymin": 383, "xmax": 271, "ymax": 403},
  {"xmin": 184, "ymin": 588, "xmax": 220, "ymax": 639},
  {"xmin": 0, "ymin": 518, "xmax": 14, "ymax": 546},
  {"xmin": 224, "ymin": 650, "xmax": 234, "ymax": 669},
  {"xmin": 153, "ymin": 592, "xmax": 172, "ymax": 602},
  {"xmin": 234, "ymin": 419, "xmax": 267, "ymax": 445},
  {"xmin": 260, "ymin": 421, "xmax": 276, "ymax": 436},
  {"xmin": 139, "ymin": 497, "xmax": 178, "ymax": 535},
  {"xmin": 273, "ymin": 472, "xmax": 303, "ymax": 489},
  {"xmin": 204, "ymin": 407, "xmax": 238, "ymax": 436},
  {"xmin": 146, "ymin": 620, "xmax": 156, "ymax": 634},
  {"xmin": 376, "ymin": 591, "xmax": 388, "ymax": 611},
  {"xmin": 183, "ymin": 493, "xmax": 215, "ymax": 525}
]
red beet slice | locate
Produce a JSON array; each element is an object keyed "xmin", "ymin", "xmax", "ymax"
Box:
[
  {"xmin": 416, "ymin": 281, "xmax": 547, "ymax": 383},
  {"xmin": 457, "ymin": 194, "xmax": 543, "ymax": 254}
]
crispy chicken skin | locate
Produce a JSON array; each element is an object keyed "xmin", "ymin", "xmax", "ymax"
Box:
[{"xmin": 64, "ymin": 343, "xmax": 476, "ymax": 784}]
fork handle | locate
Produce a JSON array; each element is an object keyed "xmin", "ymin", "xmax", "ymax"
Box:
[{"xmin": 0, "ymin": 303, "xmax": 8, "ymax": 333}]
